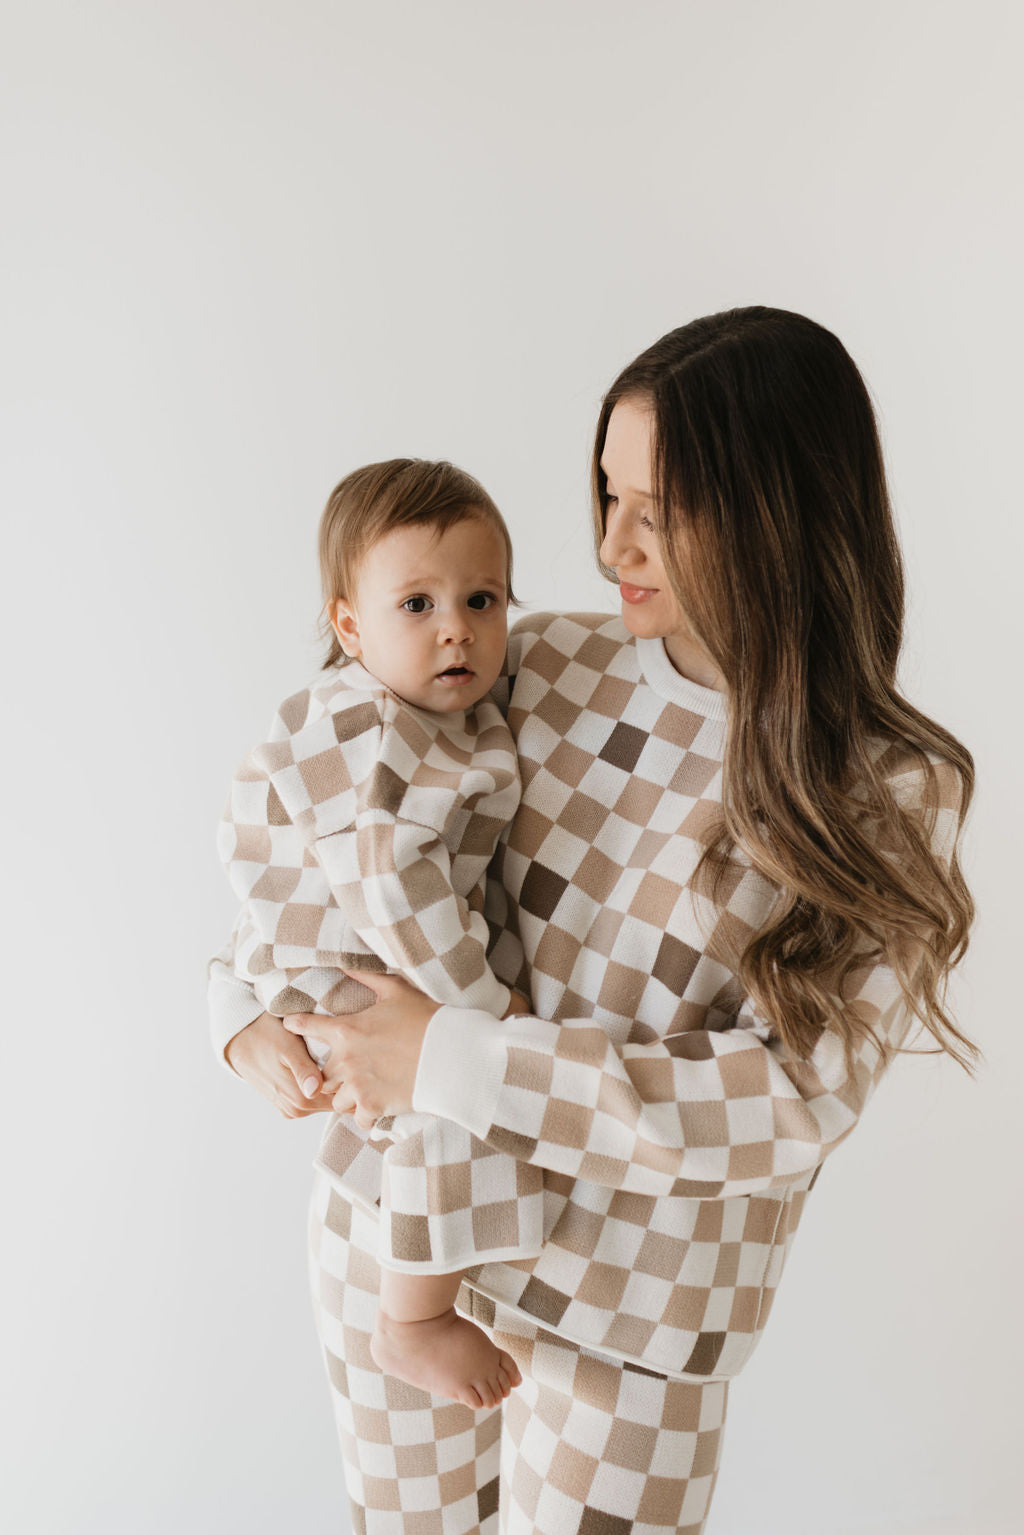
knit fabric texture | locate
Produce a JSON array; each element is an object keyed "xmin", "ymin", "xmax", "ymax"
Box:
[
  {"xmin": 213, "ymin": 659, "xmax": 547, "ymax": 1273},
  {"xmin": 406, "ymin": 612, "xmax": 962, "ymax": 1380},
  {"xmin": 211, "ymin": 612, "xmax": 962, "ymax": 1379}
]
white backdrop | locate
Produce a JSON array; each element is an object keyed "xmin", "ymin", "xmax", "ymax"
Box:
[{"xmin": 2, "ymin": 3, "xmax": 1020, "ymax": 1532}]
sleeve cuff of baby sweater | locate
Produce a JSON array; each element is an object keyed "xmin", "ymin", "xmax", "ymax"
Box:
[
  {"xmin": 208, "ymin": 971, "xmax": 266, "ymax": 1073},
  {"xmin": 412, "ymin": 1004, "xmax": 508, "ymax": 1139}
]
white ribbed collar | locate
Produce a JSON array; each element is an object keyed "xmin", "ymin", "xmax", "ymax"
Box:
[
  {"xmin": 636, "ymin": 637, "xmax": 730, "ymax": 724},
  {"xmin": 337, "ymin": 658, "xmax": 471, "ymax": 728}
]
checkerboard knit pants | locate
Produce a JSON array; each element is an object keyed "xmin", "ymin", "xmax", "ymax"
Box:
[{"xmin": 308, "ymin": 1169, "xmax": 729, "ymax": 1535}]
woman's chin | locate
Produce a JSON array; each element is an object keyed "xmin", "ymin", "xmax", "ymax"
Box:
[{"xmin": 618, "ymin": 600, "xmax": 665, "ymax": 640}]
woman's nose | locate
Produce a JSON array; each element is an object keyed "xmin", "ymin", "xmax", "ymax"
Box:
[{"xmin": 600, "ymin": 505, "xmax": 634, "ymax": 568}]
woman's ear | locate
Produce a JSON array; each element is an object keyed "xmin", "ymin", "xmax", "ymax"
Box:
[{"xmin": 330, "ymin": 599, "xmax": 362, "ymax": 658}]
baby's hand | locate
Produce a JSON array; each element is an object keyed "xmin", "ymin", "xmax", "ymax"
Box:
[{"xmin": 503, "ymin": 990, "xmax": 531, "ymax": 1017}]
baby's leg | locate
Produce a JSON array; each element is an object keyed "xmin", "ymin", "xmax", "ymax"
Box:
[{"xmin": 371, "ymin": 1266, "xmax": 522, "ymax": 1411}]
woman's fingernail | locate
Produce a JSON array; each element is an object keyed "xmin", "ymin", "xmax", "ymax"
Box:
[{"xmin": 302, "ymin": 1076, "xmax": 320, "ymax": 1098}]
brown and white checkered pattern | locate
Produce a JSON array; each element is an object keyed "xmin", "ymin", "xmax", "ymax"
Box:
[
  {"xmin": 214, "ymin": 659, "xmax": 547, "ymax": 1273},
  {"xmin": 217, "ymin": 659, "xmax": 521, "ymax": 1017},
  {"xmin": 308, "ymin": 1166, "xmax": 728, "ymax": 1534},
  {"xmin": 405, "ymin": 611, "xmax": 965, "ymax": 1380}
]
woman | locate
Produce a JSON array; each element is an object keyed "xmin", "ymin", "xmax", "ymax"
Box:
[{"xmin": 211, "ymin": 306, "xmax": 976, "ymax": 1534}]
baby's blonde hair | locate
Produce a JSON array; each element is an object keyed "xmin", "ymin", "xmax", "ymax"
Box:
[{"xmin": 318, "ymin": 458, "xmax": 517, "ymax": 668}]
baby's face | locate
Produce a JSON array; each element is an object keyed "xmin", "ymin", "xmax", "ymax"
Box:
[{"xmin": 332, "ymin": 517, "xmax": 510, "ymax": 713}]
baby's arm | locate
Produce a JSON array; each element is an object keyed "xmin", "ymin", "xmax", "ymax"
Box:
[
  {"xmin": 317, "ymin": 830, "xmax": 512, "ymax": 1014},
  {"xmin": 299, "ymin": 696, "xmax": 522, "ymax": 1017}
]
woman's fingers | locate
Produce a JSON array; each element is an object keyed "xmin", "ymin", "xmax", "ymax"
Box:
[
  {"xmin": 227, "ymin": 1013, "xmax": 333, "ymax": 1119},
  {"xmin": 340, "ymin": 968, "xmax": 414, "ymax": 1001},
  {"xmin": 332, "ymin": 1083, "xmax": 358, "ymax": 1116},
  {"xmin": 279, "ymin": 1032, "xmax": 324, "ymax": 1099},
  {"xmin": 283, "ymin": 1012, "xmax": 323, "ymax": 1038}
]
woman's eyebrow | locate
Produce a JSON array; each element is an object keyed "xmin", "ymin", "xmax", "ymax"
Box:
[{"xmin": 599, "ymin": 462, "xmax": 653, "ymax": 497}]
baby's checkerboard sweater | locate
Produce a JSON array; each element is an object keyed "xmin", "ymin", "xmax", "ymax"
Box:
[
  {"xmin": 211, "ymin": 659, "xmax": 548, "ymax": 1273},
  {"xmin": 404, "ymin": 611, "xmax": 962, "ymax": 1381},
  {"xmin": 215, "ymin": 657, "xmax": 521, "ymax": 1022}
]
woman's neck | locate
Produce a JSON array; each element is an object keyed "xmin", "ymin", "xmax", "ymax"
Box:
[{"xmin": 663, "ymin": 632, "xmax": 725, "ymax": 692}]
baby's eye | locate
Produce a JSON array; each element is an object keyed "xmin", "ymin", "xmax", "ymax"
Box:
[
  {"xmin": 402, "ymin": 596, "xmax": 433, "ymax": 614},
  {"xmin": 467, "ymin": 592, "xmax": 497, "ymax": 610},
  {"xmin": 639, "ymin": 514, "xmax": 655, "ymax": 530}
]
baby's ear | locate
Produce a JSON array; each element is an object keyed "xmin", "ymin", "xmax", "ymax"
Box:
[{"xmin": 331, "ymin": 599, "xmax": 362, "ymax": 658}]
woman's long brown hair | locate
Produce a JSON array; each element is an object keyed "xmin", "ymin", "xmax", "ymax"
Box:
[{"xmin": 592, "ymin": 307, "xmax": 978, "ymax": 1072}]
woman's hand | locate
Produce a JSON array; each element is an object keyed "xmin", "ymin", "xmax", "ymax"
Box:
[
  {"xmin": 225, "ymin": 1012, "xmax": 335, "ymax": 1119},
  {"xmin": 285, "ymin": 972, "xmax": 439, "ymax": 1130}
]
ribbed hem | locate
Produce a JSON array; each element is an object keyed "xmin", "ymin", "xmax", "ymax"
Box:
[
  {"xmin": 377, "ymin": 1239, "xmax": 545, "ymax": 1276},
  {"xmin": 636, "ymin": 636, "xmax": 729, "ymax": 723},
  {"xmin": 412, "ymin": 1004, "xmax": 507, "ymax": 1138}
]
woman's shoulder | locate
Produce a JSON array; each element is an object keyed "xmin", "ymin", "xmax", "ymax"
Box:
[
  {"xmin": 857, "ymin": 735, "xmax": 967, "ymax": 870},
  {"xmin": 506, "ymin": 609, "xmax": 634, "ymax": 674},
  {"xmin": 862, "ymin": 735, "xmax": 964, "ymax": 806}
]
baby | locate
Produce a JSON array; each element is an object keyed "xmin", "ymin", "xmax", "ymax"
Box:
[{"xmin": 214, "ymin": 458, "xmax": 543, "ymax": 1409}]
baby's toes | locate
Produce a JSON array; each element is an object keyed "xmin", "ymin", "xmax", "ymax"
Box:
[{"xmin": 498, "ymin": 1349, "xmax": 522, "ymax": 1387}]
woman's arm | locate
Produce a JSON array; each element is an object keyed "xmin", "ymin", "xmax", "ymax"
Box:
[
  {"xmin": 411, "ymin": 757, "xmax": 963, "ymax": 1199},
  {"xmin": 411, "ymin": 969, "xmax": 905, "ymax": 1200},
  {"xmin": 283, "ymin": 965, "xmax": 901, "ymax": 1198},
  {"xmin": 317, "ymin": 758, "xmax": 962, "ymax": 1198}
]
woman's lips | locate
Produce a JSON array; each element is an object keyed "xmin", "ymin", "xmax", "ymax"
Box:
[{"xmin": 619, "ymin": 582, "xmax": 657, "ymax": 604}]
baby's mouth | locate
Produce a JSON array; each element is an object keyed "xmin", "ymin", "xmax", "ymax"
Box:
[{"xmin": 438, "ymin": 664, "xmax": 472, "ymax": 678}]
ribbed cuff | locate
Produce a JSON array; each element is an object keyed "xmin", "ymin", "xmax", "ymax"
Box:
[
  {"xmin": 412, "ymin": 1004, "xmax": 508, "ymax": 1139},
  {"xmin": 208, "ymin": 975, "xmax": 266, "ymax": 1073}
]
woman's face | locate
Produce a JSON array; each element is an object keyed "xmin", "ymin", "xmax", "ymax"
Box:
[{"xmin": 598, "ymin": 398, "xmax": 723, "ymax": 689}]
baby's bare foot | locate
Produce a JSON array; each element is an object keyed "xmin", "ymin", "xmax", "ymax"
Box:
[{"xmin": 370, "ymin": 1306, "xmax": 522, "ymax": 1409}]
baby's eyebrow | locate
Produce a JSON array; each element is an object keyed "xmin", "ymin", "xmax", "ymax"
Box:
[{"xmin": 387, "ymin": 574, "xmax": 506, "ymax": 594}]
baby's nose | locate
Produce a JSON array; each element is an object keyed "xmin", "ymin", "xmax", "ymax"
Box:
[{"xmin": 439, "ymin": 613, "xmax": 473, "ymax": 642}]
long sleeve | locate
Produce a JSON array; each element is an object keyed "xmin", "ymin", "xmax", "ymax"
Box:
[
  {"xmin": 413, "ymin": 754, "xmax": 963, "ymax": 1201},
  {"xmin": 413, "ymin": 963, "xmax": 905, "ymax": 1199},
  {"xmin": 315, "ymin": 820, "xmax": 509, "ymax": 1016},
  {"xmin": 252, "ymin": 683, "xmax": 519, "ymax": 1016},
  {"xmin": 207, "ymin": 927, "xmax": 265, "ymax": 1070}
]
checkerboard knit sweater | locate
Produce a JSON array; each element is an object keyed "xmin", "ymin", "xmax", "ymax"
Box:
[
  {"xmin": 211, "ymin": 611, "xmax": 961, "ymax": 1382},
  {"xmin": 212, "ymin": 658, "xmax": 547, "ymax": 1273}
]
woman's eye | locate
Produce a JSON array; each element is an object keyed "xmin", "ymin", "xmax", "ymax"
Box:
[
  {"xmin": 467, "ymin": 592, "xmax": 496, "ymax": 610},
  {"xmin": 606, "ymin": 494, "xmax": 619, "ymax": 506},
  {"xmin": 402, "ymin": 596, "xmax": 432, "ymax": 614}
]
